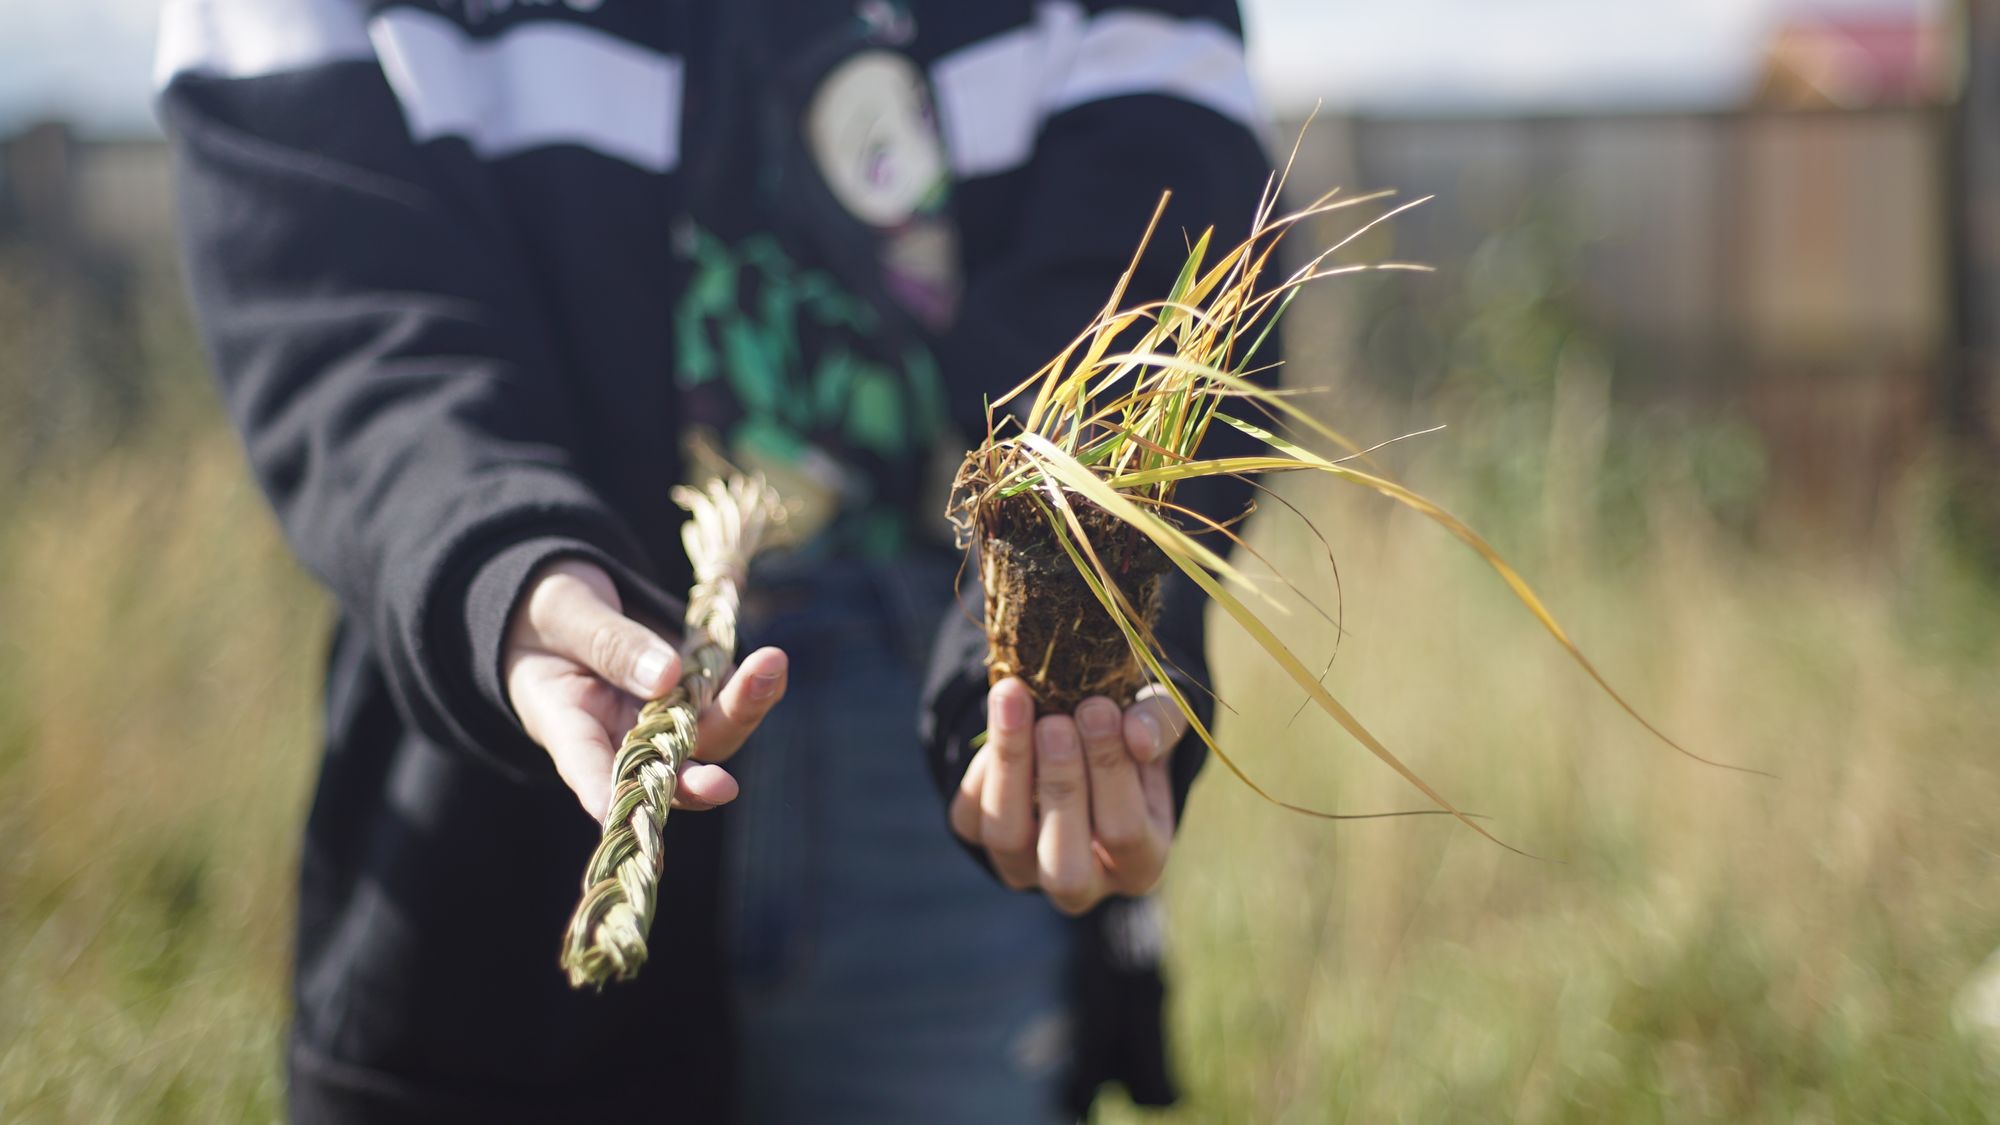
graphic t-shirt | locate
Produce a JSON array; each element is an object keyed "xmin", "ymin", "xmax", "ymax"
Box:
[{"xmin": 675, "ymin": 2, "xmax": 960, "ymax": 558}]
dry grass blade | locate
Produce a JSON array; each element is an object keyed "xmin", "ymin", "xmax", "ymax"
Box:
[{"xmin": 561, "ymin": 475, "xmax": 784, "ymax": 989}]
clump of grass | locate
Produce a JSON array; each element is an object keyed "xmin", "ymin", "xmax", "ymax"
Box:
[{"xmin": 950, "ymin": 171, "xmax": 1756, "ymax": 846}]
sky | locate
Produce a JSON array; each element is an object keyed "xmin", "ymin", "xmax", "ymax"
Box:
[{"xmin": 0, "ymin": 0, "xmax": 1949, "ymax": 136}]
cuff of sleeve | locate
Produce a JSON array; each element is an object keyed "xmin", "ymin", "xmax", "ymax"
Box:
[
  {"xmin": 461, "ymin": 535, "xmax": 687, "ymax": 779},
  {"xmin": 1151, "ymin": 570, "xmax": 1213, "ymax": 828}
]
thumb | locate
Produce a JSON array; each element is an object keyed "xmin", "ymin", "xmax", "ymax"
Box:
[
  {"xmin": 1125, "ymin": 684, "xmax": 1190, "ymax": 765},
  {"xmin": 525, "ymin": 560, "xmax": 683, "ymax": 699}
]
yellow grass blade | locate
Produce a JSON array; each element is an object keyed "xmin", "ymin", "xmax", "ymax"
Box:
[
  {"xmin": 1099, "ymin": 349, "xmax": 1382, "ymax": 463},
  {"xmin": 1213, "ymin": 414, "xmax": 1770, "ymax": 777},
  {"xmin": 1016, "ymin": 433, "xmax": 1286, "ymax": 614},
  {"xmin": 1158, "ymin": 533, "xmax": 1527, "ymax": 853},
  {"xmin": 1105, "ymin": 456, "xmax": 1311, "ymax": 490},
  {"xmin": 1027, "ymin": 195, "xmax": 1173, "ymax": 434},
  {"xmin": 1034, "ymin": 482, "xmax": 1467, "ymax": 824}
]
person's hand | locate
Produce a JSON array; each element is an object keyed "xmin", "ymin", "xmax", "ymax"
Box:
[
  {"xmin": 948, "ymin": 677, "xmax": 1190, "ymax": 914},
  {"xmin": 503, "ymin": 557, "xmax": 787, "ymax": 822}
]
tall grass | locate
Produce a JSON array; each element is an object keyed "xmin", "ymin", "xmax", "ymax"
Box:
[
  {"xmin": 3, "ymin": 293, "xmax": 1998, "ymax": 1123},
  {"xmin": 0, "ymin": 424, "xmax": 323, "ymax": 1121},
  {"xmin": 1102, "ymin": 396, "xmax": 2000, "ymax": 1122}
]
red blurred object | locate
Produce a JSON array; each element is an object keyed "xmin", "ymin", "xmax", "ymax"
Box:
[{"xmin": 1757, "ymin": 12, "xmax": 1953, "ymax": 108}]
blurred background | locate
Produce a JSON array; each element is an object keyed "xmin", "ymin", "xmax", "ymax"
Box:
[{"xmin": 4, "ymin": 0, "xmax": 1999, "ymax": 1120}]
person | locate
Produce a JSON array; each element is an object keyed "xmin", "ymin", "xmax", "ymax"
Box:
[{"xmin": 156, "ymin": 0, "xmax": 1273, "ymax": 1119}]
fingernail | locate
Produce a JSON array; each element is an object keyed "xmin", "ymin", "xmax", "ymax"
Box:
[
  {"xmin": 994, "ymin": 689, "xmax": 1030, "ymax": 732},
  {"xmin": 1077, "ymin": 699, "xmax": 1118, "ymax": 740},
  {"xmin": 1035, "ymin": 715, "xmax": 1078, "ymax": 757},
  {"xmin": 1136, "ymin": 712, "xmax": 1164, "ymax": 759},
  {"xmin": 749, "ymin": 670, "xmax": 782, "ymax": 701},
  {"xmin": 633, "ymin": 649, "xmax": 672, "ymax": 693}
]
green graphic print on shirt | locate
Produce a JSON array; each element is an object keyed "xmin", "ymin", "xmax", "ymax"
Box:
[{"xmin": 673, "ymin": 224, "xmax": 949, "ymax": 558}]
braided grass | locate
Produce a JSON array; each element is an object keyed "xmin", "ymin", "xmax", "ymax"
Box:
[{"xmin": 561, "ymin": 475, "xmax": 783, "ymax": 989}]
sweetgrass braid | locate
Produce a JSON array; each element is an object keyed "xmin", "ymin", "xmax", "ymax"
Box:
[{"xmin": 561, "ymin": 475, "xmax": 783, "ymax": 989}]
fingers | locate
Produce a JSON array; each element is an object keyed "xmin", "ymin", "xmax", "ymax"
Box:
[
  {"xmin": 573, "ymin": 676, "xmax": 641, "ymax": 742},
  {"xmin": 1077, "ymin": 697, "xmax": 1164, "ymax": 895},
  {"xmin": 949, "ymin": 748, "xmax": 990, "ymax": 844},
  {"xmin": 693, "ymin": 647, "xmax": 788, "ymax": 763},
  {"xmin": 1139, "ymin": 752, "xmax": 1175, "ymax": 836},
  {"xmin": 673, "ymin": 762, "xmax": 740, "ymax": 811},
  {"xmin": 518, "ymin": 690, "xmax": 619, "ymax": 822},
  {"xmin": 1034, "ymin": 715, "xmax": 1104, "ymax": 915},
  {"xmin": 965, "ymin": 682, "xmax": 1176, "ymax": 909},
  {"xmin": 981, "ymin": 679, "xmax": 1039, "ymax": 889},
  {"xmin": 1124, "ymin": 685, "xmax": 1189, "ymax": 765},
  {"xmin": 527, "ymin": 560, "xmax": 682, "ymax": 699},
  {"xmin": 516, "ymin": 674, "xmax": 745, "ymax": 820}
]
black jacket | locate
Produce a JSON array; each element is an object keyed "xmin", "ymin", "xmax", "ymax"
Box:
[{"xmin": 159, "ymin": 1, "xmax": 1271, "ymax": 1118}]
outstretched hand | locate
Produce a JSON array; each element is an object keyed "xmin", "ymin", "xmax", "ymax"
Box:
[
  {"xmin": 503, "ymin": 558, "xmax": 788, "ymax": 822},
  {"xmin": 949, "ymin": 677, "xmax": 1190, "ymax": 914}
]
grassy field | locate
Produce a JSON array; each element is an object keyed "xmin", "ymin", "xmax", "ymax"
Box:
[
  {"xmin": 3, "ymin": 319, "xmax": 2000, "ymax": 1121},
  {"xmin": 1106, "ymin": 401, "xmax": 2000, "ymax": 1123}
]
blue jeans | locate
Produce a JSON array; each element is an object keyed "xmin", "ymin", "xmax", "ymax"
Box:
[{"xmin": 723, "ymin": 555, "xmax": 1073, "ymax": 1124}]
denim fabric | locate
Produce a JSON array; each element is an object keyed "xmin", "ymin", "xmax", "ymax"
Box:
[{"xmin": 723, "ymin": 553, "xmax": 1073, "ymax": 1124}]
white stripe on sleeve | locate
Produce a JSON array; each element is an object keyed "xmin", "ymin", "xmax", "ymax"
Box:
[
  {"xmin": 931, "ymin": 1, "xmax": 1262, "ymax": 180},
  {"xmin": 368, "ymin": 9, "xmax": 683, "ymax": 173},
  {"xmin": 929, "ymin": 3, "xmax": 1080, "ymax": 180},
  {"xmin": 1049, "ymin": 9, "xmax": 1259, "ymax": 125}
]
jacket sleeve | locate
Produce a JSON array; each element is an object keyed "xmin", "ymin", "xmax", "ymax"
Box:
[
  {"xmin": 157, "ymin": 2, "xmax": 679, "ymax": 780},
  {"xmin": 921, "ymin": 0, "xmax": 1276, "ymax": 827}
]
